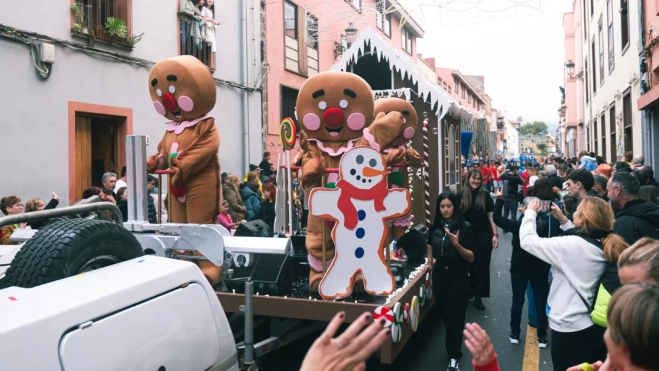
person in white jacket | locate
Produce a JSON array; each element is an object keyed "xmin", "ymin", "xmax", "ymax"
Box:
[{"xmin": 520, "ymin": 196, "xmax": 627, "ymax": 371}]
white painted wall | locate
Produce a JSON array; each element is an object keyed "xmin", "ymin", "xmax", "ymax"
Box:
[
  {"xmin": 0, "ymin": 0, "xmax": 263, "ymax": 205},
  {"xmin": 582, "ymin": 0, "xmax": 641, "ymax": 160}
]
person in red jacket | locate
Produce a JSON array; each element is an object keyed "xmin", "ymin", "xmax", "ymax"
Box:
[
  {"xmin": 464, "ymin": 322, "xmax": 500, "ymax": 371},
  {"xmin": 480, "ymin": 161, "xmax": 492, "ymax": 193}
]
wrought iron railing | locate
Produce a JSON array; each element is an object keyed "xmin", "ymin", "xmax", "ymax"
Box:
[{"xmin": 179, "ymin": 19, "xmax": 215, "ymax": 69}]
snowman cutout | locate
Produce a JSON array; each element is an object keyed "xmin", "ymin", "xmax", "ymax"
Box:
[{"xmin": 308, "ymin": 146, "xmax": 412, "ymax": 300}]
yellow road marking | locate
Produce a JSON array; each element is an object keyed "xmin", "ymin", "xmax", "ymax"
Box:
[{"xmin": 522, "ymin": 324, "xmax": 539, "ymax": 371}]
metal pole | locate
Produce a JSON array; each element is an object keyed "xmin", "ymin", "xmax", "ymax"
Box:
[
  {"xmin": 287, "ymin": 150, "xmax": 293, "ymax": 236},
  {"xmin": 126, "ymin": 135, "xmax": 149, "ymax": 222},
  {"xmin": 321, "ymin": 174, "xmax": 327, "ymax": 275},
  {"xmin": 157, "ymin": 174, "xmax": 162, "ymax": 225},
  {"xmin": 244, "ymin": 280, "xmax": 255, "ymax": 365}
]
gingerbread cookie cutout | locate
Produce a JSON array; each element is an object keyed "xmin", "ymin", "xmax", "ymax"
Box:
[{"xmin": 308, "ymin": 147, "xmax": 411, "ymax": 299}]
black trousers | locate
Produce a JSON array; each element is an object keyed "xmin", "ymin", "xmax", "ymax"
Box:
[
  {"xmin": 503, "ymin": 197, "xmax": 518, "ymax": 221},
  {"xmin": 434, "ymin": 269, "xmax": 471, "ymax": 360},
  {"xmin": 470, "ymin": 259, "xmax": 491, "ymax": 298},
  {"xmin": 510, "ymin": 272, "xmax": 549, "ymax": 338},
  {"xmin": 551, "ymin": 324, "xmax": 607, "ymax": 371}
]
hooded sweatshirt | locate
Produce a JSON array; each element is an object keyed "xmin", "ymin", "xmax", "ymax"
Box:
[
  {"xmin": 614, "ymin": 199, "xmax": 659, "ymax": 244},
  {"xmin": 520, "ymin": 209, "xmax": 606, "ymax": 333}
]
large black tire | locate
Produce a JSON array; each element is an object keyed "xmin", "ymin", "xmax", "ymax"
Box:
[{"xmin": 0, "ymin": 219, "xmax": 143, "ymax": 289}]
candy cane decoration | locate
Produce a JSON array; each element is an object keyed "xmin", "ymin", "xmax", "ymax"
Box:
[{"xmin": 422, "ymin": 117, "xmax": 431, "ymax": 227}]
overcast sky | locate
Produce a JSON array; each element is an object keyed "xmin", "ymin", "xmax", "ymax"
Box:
[{"xmin": 411, "ymin": 0, "xmax": 572, "ymax": 132}]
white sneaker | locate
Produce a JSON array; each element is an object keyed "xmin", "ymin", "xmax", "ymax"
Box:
[
  {"xmin": 447, "ymin": 358, "xmax": 460, "ymax": 371},
  {"xmin": 538, "ymin": 337, "xmax": 548, "ymax": 348},
  {"xmin": 510, "ymin": 334, "xmax": 520, "ymax": 344}
]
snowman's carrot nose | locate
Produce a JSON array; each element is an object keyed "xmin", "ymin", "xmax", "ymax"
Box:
[{"xmin": 363, "ymin": 167, "xmax": 390, "ymax": 177}]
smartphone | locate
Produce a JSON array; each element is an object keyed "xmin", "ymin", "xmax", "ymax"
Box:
[{"xmin": 540, "ymin": 200, "xmax": 551, "ymax": 212}]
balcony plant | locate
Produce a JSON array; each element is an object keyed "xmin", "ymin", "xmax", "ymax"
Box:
[
  {"xmin": 104, "ymin": 17, "xmax": 128, "ymax": 39},
  {"xmin": 103, "ymin": 17, "xmax": 144, "ymax": 48},
  {"xmin": 71, "ymin": 3, "xmax": 86, "ymax": 34}
]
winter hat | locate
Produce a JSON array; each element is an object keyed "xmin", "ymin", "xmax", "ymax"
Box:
[
  {"xmin": 249, "ymin": 164, "xmax": 259, "ymax": 171},
  {"xmin": 593, "ymin": 164, "xmax": 612, "ymax": 178}
]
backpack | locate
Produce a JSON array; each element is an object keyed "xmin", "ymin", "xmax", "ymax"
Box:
[{"xmin": 567, "ymin": 234, "xmax": 621, "ymax": 328}]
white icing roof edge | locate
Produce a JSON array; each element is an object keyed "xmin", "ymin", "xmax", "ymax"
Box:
[{"xmin": 330, "ymin": 28, "xmax": 474, "ymax": 122}]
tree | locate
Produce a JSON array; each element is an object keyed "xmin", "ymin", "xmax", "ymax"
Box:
[
  {"xmin": 520, "ymin": 121, "xmax": 548, "ymax": 136},
  {"xmin": 536, "ymin": 143, "xmax": 548, "ymax": 156}
]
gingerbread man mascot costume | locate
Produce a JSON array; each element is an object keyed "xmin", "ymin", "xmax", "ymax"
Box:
[
  {"xmin": 146, "ymin": 55, "xmax": 223, "ymax": 286},
  {"xmin": 296, "ymin": 71, "xmax": 405, "ymax": 291},
  {"xmin": 373, "ymin": 98, "xmax": 422, "ymax": 239}
]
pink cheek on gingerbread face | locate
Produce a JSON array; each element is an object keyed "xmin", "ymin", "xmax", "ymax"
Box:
[
  {"xmin": 153, "ymin": 101, "xmax": 167, "ymax": 116},
  {"xmin": 404, "ymin": 127, "xmax": 415, "ymax": 139},
  {"xmin": 178, "ymin": 96, "xmax": 195, "ymax": 112},
  {"xmin": 303, "ymin": 113, "xmax": 321, "ymax": 131},
  {"xmin": 346, "ymin": 113, "xmax": 366, "ymax": 131}
]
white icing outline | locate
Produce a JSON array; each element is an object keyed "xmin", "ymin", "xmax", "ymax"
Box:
[{"xmin": 330, "ymin": 28, "xmax": 483, "ymax": 122}]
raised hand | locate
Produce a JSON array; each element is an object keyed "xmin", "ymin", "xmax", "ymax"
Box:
[
  {"xmin": 300, "ymin": 311, "xmax": 389, "ymax": 371},
  {"xmin": 464, "ymin": 323, "xmax": 496, "ymax": 366},
  {"xmin": 445, "ymin": 228, "xmax": 460, "ymax": 247}
]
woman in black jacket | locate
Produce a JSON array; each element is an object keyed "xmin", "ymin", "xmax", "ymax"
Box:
[
  {"xmin": 492, "ymin": 186, "xmax": 551, "ymax": 348},
  {"xmin": 427, "ymin": 191, "xmax": 475, "ymax": 371},
  {"xmin": 459, "ymin": 169, "xmax": 498, "ymax": 310}
]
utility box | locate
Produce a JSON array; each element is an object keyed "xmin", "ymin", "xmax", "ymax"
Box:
[{"xmin": 40, "ymin": 42, "xmax": 56, "ymax": 64}]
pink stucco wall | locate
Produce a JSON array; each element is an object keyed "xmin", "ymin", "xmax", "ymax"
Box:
[
  {"xmin": 563, "ymin": 1, "xmax": 584, "ymax": 128},
  {"xmin": 264, "ymin": 0, "xmax": 420, "ymax": 156},
  {"xmin": 433, "ymin": 66, "xmax": 485, "ymax": 110}
]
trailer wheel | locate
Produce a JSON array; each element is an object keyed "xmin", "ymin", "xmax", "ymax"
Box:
[{"xmin": 0, "ymin": 219, "xmax": 143, "ymax": 289}]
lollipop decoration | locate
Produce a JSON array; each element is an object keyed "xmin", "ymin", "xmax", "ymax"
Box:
[
  {"xmin": 279, "ymin": 118, "xmax": 297, "ymax": 150},
  {"xmin": 279, "ymin": 117, "xmax": 297, "ymax": 236}
]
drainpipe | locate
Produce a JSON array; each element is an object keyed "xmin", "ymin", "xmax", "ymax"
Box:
[
  {"xmin": 241, "ymin": 0, "xmax": 251, "ymax": 171},
  {"xmin": 638, "ymin": 0, "xmax": 653, "ymax": 168}
]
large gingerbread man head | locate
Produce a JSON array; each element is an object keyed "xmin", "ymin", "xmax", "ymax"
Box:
[
  {"xmin": 296, "ymin": 72, "xmax": 374, "ymax": 142},
  {"xmin": 148, "ymin": 56, "xmax": 216, "ymax": 122},
  {"xmin": 373, "ymin": 98, "xmax": 418, "ymax": 147}
]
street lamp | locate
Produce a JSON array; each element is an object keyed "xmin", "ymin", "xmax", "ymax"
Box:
[
  {"xmin": 565, "ymin": 60, "xmax": 584, "ymax": 80},
  {"xmin": 345, "ymin": 23, "xmax": 358, "ymax": 48},
  {"xmin": 565, "ymin": 60, "xmax": 575, "ymax": 76}
]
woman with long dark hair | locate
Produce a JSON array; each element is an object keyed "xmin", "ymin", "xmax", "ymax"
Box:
[
  {"xmin": 460, "ymin": 169, "xmax": 498, "ymax": 310},
  {"xmin": 427, "ymin": 191, "xmax": 475, "ymax": 371}
]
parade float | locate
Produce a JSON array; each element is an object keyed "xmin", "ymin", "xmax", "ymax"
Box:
[{"xmin": 0, "ymin": 53, "xmax": 459, "ymax": 368}]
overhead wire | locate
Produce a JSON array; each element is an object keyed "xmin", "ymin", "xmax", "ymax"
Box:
[{"xmin": 0, "ymin": 24, "xmax": 260, "ymax": 93}]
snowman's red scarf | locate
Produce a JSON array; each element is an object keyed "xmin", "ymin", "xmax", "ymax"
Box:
[{"xmin": 336, "ymin": 178, "xmax": 388, "ymax": 230}]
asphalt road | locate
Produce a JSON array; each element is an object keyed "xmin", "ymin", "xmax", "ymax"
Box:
[{"xmin": 260, "ymin": 226, "xmax": 555, "ymax": 370}]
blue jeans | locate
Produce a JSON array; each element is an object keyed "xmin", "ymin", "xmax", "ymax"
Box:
[
  {"xmin": 527, "ymin": 282, "xmax": 537, "ymax": 327},
  {"xmin": 510, "ymin": 273, "xmax": 548, "ymax": 338}
]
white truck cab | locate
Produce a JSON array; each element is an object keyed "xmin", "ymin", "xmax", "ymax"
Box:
[{"xmin": 0, "ymin": 256, "xmax": 239, "ymax": 371}]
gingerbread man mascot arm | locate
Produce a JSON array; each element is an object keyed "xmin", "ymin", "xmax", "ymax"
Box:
[
  {"xmin": 146, "ymin": 55, "xmax": 223, "ymax": 286},
  {"xmin": 374, "ymin": 98, "xmax": 422, "ymax": 239}
]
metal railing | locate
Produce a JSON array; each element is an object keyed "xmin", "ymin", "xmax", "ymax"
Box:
[
  {"xmin": 0, "ymin": 200, "xmax": 123, "ymax": 229},
  {"xmin": 74, "ymin": 0, "xmax": 134, "ymax": 46},
  {"xmin": 179, "ymin": 21, "xmax": 214, "ymax": 69}
]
